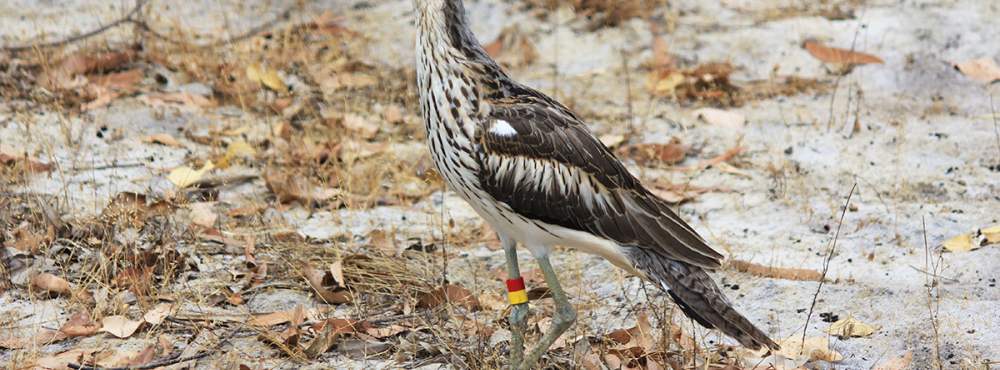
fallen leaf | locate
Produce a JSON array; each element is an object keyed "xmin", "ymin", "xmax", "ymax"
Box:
[
  {"xmin": 167, "ymin": 161, "xmax": 215, "ymax": 189},
  {"xmin": 60, "ymin": 311, "xmax": 101, "ymax": 337},
  {"xmin": 34, "ymin": 348, "xmax": 100, "ymax": 369},
  {"xmin": 824, "ymin": 316, "xmax": 880, "ymax": 338},
  {"xmin": 599, "ymin": 134, "xmax": 626, "ymax": 148},
  {"xmin": 365, "ymin": 324, "xmax": 409, "ymax": 339},
  {"xmin": 9, "ymin": 226, "xmax": 46, "ymax": 254},
  {"xmin": 246, "ymin": 64, "xmax": 288, "ymax": 92},
  {"xmin": 942, "ymin": 233, "xmax": 974, "ymax": 252},
  {"xmin": 803, "ymin": 39, "xmax": 883, "ymax": 65},
  {"xmin": 0, "ymin": 152, "xmax": 54, "ymax": 172},
  {"xmin": 31, "ymin": 272, "xmax": 71, "ymax": 296},
  {"xmin": 692, "ymin": 107, "xmax": 746, "ymax": 128},
  {"xmin": 952, "ymin": 58, "xmax": 1000, "ymax": 83},
  {"xmin": 187, "ymin": 202, "xmax": 218, "ymax": 228},
  {"xmin": 729, "ymin": 259, "xmax": 823, "ymax": 282},
  {"xmin": 265, "ymin": 172, "xmax": 341, "ymax": 205},
  {"xmin": 483, "ymin": 26, "xmax": 538, "ymax": 68},
  {"xmin": 304, "ymin": 264, "xmax": 353, "ymax": 304},
  {"xmin": 340, "ymin": 113, "xmax": 380, "ymax": 139},
  {"xmin": 983, "ymin": 225, "xmax": 1000, "ymax": 244},
  {"xmin": 125, "ymin": 343, "xmax": 158, "ymax": 367},
  {"xmin": 217, "ymin": 140, "xmax": 257, "ymax": 168},
  {"xmin": 42, "ymin": 50, "xmax": 135, "ymax": 89},
  {"xmin": 875, "ymin": 350, "xmax": 913, "ymax": 370},
  {"xmin": 0, "ymin": 328, "xmax": 67, "ymax": 349},
  {"xmin": 140, "ymin": 92, "xmax": 216, "ymax": 109},
  {"xmin": 250, "ymin": 310, "xmax": 297, "ymax": 327},
  {"xmin": 328, "ymin": 260, "xmax": 346, "ymax": 288},
  {"xmin": 774, "ymin": 336, "xmax": 843, "ymax": 364},
  {"xmin": 304, "ymin": 319, "xmax": 340, "ymax": 359},
  {"xmin": 144, "ymin": 303, "xmax": 173, "ymax": 325},
  {"xmin": 101, "ymin": 315, "xmax": 144, "ymax": 338},
  {"xmin": 651, "ymin": 71, "xmax": 685, "ymax": 95},
  {"xmin": 87, "ymin": 68, "xmax": 143, "ymax": 92},
  {"xmin": 676, "ymin": 145, "xmax": 745, "ymax": 172},
  {"xmin": 619, "ymin": 138, "xmax": 687, "ymax": 166},
  {"xmin": 142, "ymin": 133, "xmax": 184, "ymax": 148},
  {"xmin": 417, "ymin": 284, "xmax": 481, "ymax": 311}
]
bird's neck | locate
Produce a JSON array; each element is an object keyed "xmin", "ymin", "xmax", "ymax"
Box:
[{"xmin": 415, "ymin": 0, "xmax": 497, "ymax": 145}]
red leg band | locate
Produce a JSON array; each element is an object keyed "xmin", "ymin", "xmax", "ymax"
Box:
[{"xmin": 506, "ymin": 277, "xmax": 526, "ymax": 292}]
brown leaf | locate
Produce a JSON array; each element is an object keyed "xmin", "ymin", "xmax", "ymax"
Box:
[
  {"xmin": 250, "ymin": 310, "xmax": 297, "ymax": 327},
  {"xmin": 803, "ymin": 39, "xmax": 883, "ymax": 65},
  {"xmin": 88, "ymin": 68, "xmax": 143, "ymax": 91},
  {"xmin": 365, "ymin": 324, "xmax": 409, "ymax": 339},
  {"xmin": 729, "ymin": 259, "xmax": 823, "ymax": 281},
  {"xmin": 648, "ymin": 21, "xmax": 674, "ymax": 70},
  {"xmin": 42, "ymin": 50, "xmax": 136, "ymax": 89},
  {"xmin": 675, "ymin": 145, "xmax": 745, "ymax": 172},
  {"xmin": 31, "ymin": 272, "xmax": 72, "ymax": 296},
  {"xmin": 143, "ymin": 303, "xmax": 173, "ymax": 325},
  {"xmin": 417, "ymin": 284, "xmax": 481, "ymax": 311},
  {"xmin": 265, "ymin": 172, "xmax": 341, "ymax": 205},
  {"xmin": 953, "ymin": 58, "xmax": 1000, "ymax": 83},
  {"xmin": 142, "ymin": 133, "xmax": 184, "ymax": 148},
  {"xmin": 304, "ymin": 264, "xmax": 353, "ymax": 304},
  {"xmin": 8, "ymin": 226, "xmax": 46, "ymax": 254},
  {"xmin": 187, "ymin": 202, "xmax": 218, "ymax": 228},
  {"xmin": 482, "ymin": 26, "xmax": 538, "ymax": 68},
  {"xmin": 312, "ymin": 318, "xmax": 370, "ymax": 335},
  {"xmin": 0, "ymin": 328, "xmax": 68, "ymax": 349},
  {"xmin": 34, "ymin": 348, "xmax": 100, "ymax": 369},
  {"xmin": 125, "ymin": 343, "xmax": 158, "ymax": 367},
  {"xmin": 825, "ymin": 316, "xmax": 880, "ymax": 338},
  {"xmin": 0, "ymin": 152, "xmax": 54, "ymax": 172},
  {"xmin": 619, "ymin": 138, "xmax": 687, "ymax": 166},
  {"xmin": 57, "ymin": 50, "xmax": 135, "ymax": 77},
  {"xmin": 140, "ymin": 92, "xmax": 217, "ymax": 109},
  {"xmin": 331, "ymin": 113, "xmax": 380, "ymax": 139},
  {"xmin": 101, "ymin": 315, "xmax": 144, "ymax": 338},
  {"xmin": 875, "ymin": 351, "xmax": 913, "ymax": 370},
  {"xmin": 60, "ymin": 311, "xmax": 101, "ymax": 337},
  {"xmin": 304, "ymin": 320, "xmax": 341, "ymax": 359}
]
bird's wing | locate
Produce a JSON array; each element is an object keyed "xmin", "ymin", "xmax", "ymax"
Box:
[{"xmin": 476, "ymin": 98, "xmax": 724, "ymax": 269}]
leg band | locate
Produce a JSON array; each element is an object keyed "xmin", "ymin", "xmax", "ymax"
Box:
[{"xmin": 506, "ymin": 277, "xmax": 528, "ymax": 305}]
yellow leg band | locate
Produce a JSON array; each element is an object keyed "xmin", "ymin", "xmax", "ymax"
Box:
[{"xmin": 507, "ymin": 289, "xmax": 528, "ymax": 305}]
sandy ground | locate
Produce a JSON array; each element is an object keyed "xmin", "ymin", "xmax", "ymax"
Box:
[{"xmin": 2, "ymin": 0, "xmax": 999, "ymax": 369}]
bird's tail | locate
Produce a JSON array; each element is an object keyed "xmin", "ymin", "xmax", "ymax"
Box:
[{"xmin": 630, "ymin": 248, "xmax": 780, "ymax": 350}]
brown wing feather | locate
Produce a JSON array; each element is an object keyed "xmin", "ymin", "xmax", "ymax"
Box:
[{"xmin": 476, "ymin": 98, "xmax": 724, "ymax": 269}]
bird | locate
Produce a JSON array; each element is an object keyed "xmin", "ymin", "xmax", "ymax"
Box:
[{"xmin": 412, "ymin": 0, "xmax": 780, "ymax": 368}]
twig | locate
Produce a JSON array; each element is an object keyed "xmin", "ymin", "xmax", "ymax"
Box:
[
  {"xmin": 130, "ymin": 5, "xmax": 295, "ymax": 49},
  {"xmin": 1, "ymin": 0, "xmax": 148, "ymax": 52},
  {"xmin": 921, "ymin": 216, "xmax": 944, "ymax": 370},
  {"xmin": 990, "ymin": 92, "xmax": 1000, "ymax": 162},
  {"xmin": 800, "ymin": 183, "xmax": 856, "ymax": 347},
  {"xmin": 68, "ymin": 351, "xmax": 211, "ymax": 370},
  {"xmin": 729, "ymin": 259, "xmax": 823, "ymax": 282},
  {"xmin": 70, "ymin": 162, "xmax": 146, "ymax": 171},
  {"xmin": 908, "ymin": 264, "xmax": 958, "ymax": 284}
]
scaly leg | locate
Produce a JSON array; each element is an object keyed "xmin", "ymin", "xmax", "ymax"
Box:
[
  {"xmin": 518, "ymin": 252, "xmax": 577, "ymax": 370},
  {"xmin": 501, "ymin": 235, "xmax": 529, "ymax": 369}
]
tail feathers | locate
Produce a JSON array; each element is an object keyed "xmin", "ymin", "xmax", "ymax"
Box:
[{"xmin": 632, "ymin": 249, "xmax": 780, "ymax": 351}]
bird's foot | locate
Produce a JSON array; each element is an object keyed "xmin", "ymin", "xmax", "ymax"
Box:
[
  {"xmin": 508, "ymin": 302, "xmax": 529, "ymax": 369},
  {"xmin": 516, "ymin": 255, "xmax": 577, "ymax": 370}
]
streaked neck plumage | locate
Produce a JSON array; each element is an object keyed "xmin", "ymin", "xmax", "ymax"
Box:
[{"xmin": 414, "ymin": 0, "xmax": 497, "ymax": 187}]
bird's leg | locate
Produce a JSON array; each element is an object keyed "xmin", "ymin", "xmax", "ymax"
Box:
[
  {"xmin": 518, "ymin": 253, "xmax": 576, "ymax": 370},
  {"xmin": 501, "ymin": 236, "xmax": 529, "ymax": 369}
]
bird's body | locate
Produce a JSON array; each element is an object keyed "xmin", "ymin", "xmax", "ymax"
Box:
[{"xmin": 413, "ymin": 1, "xmax": 778, "ymax": 366}]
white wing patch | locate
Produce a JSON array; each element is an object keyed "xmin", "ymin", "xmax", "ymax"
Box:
[{"xmin": 490, "ymin": 120, "xmax": 518, "ymax": 137}]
